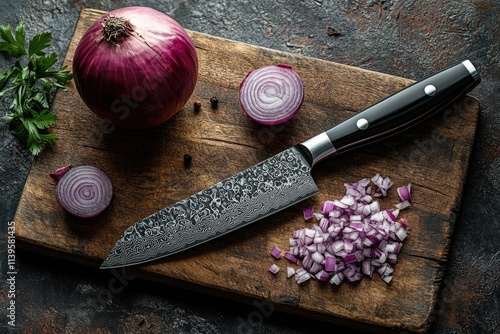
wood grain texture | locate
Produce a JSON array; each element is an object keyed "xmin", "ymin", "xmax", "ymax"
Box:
[{"xmin": 13, "ymin": 8, "xmax": 480, "ymax": 333}]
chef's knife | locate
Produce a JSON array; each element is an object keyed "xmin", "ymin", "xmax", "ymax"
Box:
[{"xmin": 101, "ymin": 60, "xmax": 480, "ymax": 269}]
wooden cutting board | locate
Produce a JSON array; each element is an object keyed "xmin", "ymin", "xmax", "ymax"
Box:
[{"xmin": 14, "ymin": 8, "xmax": 480, "ymax": 333}]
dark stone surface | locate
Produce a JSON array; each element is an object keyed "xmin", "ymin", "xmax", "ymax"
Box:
[{"xmin": 1, "ymin": 1, "xmax": 499, "ymax": 333}]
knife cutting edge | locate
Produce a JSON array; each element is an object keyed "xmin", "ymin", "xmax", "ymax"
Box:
[{"xmin": 101, "ymin": 60, "xmax": 481, "ymax": 269}]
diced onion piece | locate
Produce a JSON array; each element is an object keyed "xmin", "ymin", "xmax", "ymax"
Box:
[
  {"xmin": 269, "ymin": 264, "xmax": 280, "ymax": 274},
  {"xmin": 313, "ymin": 212, "xmax": 324, "ymax": 220},
  {"xmin": 311, "ymin": 251, "xmax": 325, "ymax": 264},
  {"xmin": 321, "ymin": 201, "xmax": 335, "ymax": 214},
  {"xmin": 271, "ymin": 246, "xmax": 282, "ymax": 259},
  {"xmin": 295, "ymin": 268, "xmax": 312, "ymax": 284},
  {"xmin": 395, "ymin": 227, "xmax": 408, "ymax": 241},
  {"xmin": 371, "ymin": 173, "xmax": 394, "ymax": 197},
  {"xmin": 329, "ymin": 272, "xmax": 344, "ymax": 285},
  {"xmin": 324, "ymin": 257, "xmax": 337, "ymax": 272},
  {"xmin": 382, "ymin": 275, "xmax": 393, "ymax": 284},
  {"xmin": 286, "ymin": 266, "xmax": 295, "ymax": 278},
  {"xmin": 239, "ymin": 64, "xmax": 304, "ymax": 125},
  {"xmin": 397, "ymin": 183, "xmax": 412, "ymax": 202},
  {"xmin": 315, "ymin": 270, "xmax": 330, "ymax": 281},
  {"xmin": 395, "ymin": 200, "xmax": 411, "ymax": 210},
  {"xmin": 284, "ymin": 251, "xmax": 298, "ymax": 263},
  {"xmin": 303, "ymin": 206, "xmax": 314, "ymax": 220}
]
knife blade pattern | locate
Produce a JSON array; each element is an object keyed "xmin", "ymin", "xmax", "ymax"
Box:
[{"xmin": 101, "ymin": 146, "xmax": 319, "ymax": 268}]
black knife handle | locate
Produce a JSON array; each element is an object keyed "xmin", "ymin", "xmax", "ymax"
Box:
[{"xmin": 298, "ymin": 60, "xmax": 481, "ymax": 166}]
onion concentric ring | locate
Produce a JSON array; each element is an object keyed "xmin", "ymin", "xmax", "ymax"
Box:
[
  {"xmin": 55, "ymin": 166, "xmax": 113, "ymax": 218},
  {"xmin": 239, "ymin": 64, "xmax": 304, "ymax": 125}
]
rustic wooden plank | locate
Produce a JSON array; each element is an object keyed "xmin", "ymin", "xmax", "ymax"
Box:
[{"xmin": 13, "ymin": 8, "xmax": 480, "ymax": 333}]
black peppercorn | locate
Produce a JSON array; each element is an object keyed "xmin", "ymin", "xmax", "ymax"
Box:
[
  {"xmin": 210, "ymin": 96, "xmax": 218, "ymax": 109},
  {"xmin": 193, "ymin": 100, "xmax": 202, "ymax": 112},
  {"xmin": 183, "ymin": 154, "xmax": 192, "ymax": 167}
]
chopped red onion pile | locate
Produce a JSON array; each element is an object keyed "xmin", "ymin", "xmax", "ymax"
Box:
[
  {"xmin": 268, "ymin": 174, "xmax": 412, "ymax": 286},
  {"xmin": 239, "ymin": 63, "xmax": 304, "ymax": 125}
]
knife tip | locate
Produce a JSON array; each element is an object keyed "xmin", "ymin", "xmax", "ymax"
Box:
[
  {"xmin": 99, "ymin": 255, "xmax": 138, "ymax": 269},
  {"xmin": 99, "ymin": 261, "xmax": 112, "ymax": 270},
  {"xmin": 99, "ymin": 257, "xmax": 119, "ymax": 270}
]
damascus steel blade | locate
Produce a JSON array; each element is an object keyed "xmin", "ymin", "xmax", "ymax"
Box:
[{"xmin": 101, "ymin": 146, "xmax": 319, "ymax": 268}]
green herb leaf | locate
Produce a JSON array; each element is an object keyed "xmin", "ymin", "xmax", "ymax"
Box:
[
  {"xmin": 39, "ymin": 133, "xmax": 58, "ymax": 146},
  {"xmin": 26, "ymin": 133, "xmax": 43, "ymax": 155},
  {"xmin": 32, "ymin": 91, "xmax": 50, "ymax": 110},
  {"xmin": 41, "ymin": 68, "xmax": 73, "ymax": 85},
  {"xmin": 28, "ymin": 31, "xmax": 51, "ymax": 57},
  {"xmin": 0, "ymin": 24, "xmax": 16, "ymax": 43},
  {"xmin": 32, "ymin": 52, "xmax": 58, "ymax": 74},
  {"xmin": 31, "ymin": 109, "xmax": 57, "ymax": 129},
  {"xmin": 0, "ymin": 67, "xmax": 14, "ymax": 90},
  {"xmin": 0, "ymin": 21, "xmax": 72, "ymax": 155},
  {"xmin": 0, "ymin": 22, "xmax": 27, "ymax": 57},
  {"xmin": 14, "ymin": 22, "xmax": 26, "ymax": 53}
]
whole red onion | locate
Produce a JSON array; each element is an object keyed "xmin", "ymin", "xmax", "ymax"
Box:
[{"xmin": 73, "ymin": 6, "xmax": 198, "ymax": 128}]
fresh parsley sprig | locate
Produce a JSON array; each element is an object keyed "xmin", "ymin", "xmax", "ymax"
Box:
[{"xmin": 0, "ymin": 21, "xmax": 72, "ymax": 155}]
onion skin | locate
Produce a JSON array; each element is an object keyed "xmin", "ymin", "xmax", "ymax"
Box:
[
  {"xmin": 49, "ymin": 164, "xmax": 72, "ymax": 181},
  {"xmin": 73, "ymin": 7, "xmax": 198, "ymax": 128},
  {"xmin": 55, "ymin": 165, "xmax": 113, "ymax": 218}
]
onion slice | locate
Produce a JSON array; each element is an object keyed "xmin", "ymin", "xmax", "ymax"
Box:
[
  {"xmin": 239, "ymin": 63, "xmax": 304, "ymax": 125},
  {"xmin": 54, "ymin": 165, "xmax": 113, "ymax": 218}
]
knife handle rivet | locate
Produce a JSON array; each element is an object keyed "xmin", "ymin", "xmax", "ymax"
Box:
[
  {"xmin": 424, "ymin": 84, "xmax": 437, "ymax": 96},
  {"xmin": 356, "ymin": 118, "xmax": 369, "ymax": 130}
]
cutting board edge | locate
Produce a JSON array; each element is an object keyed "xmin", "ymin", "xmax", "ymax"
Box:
[{"xmin": 14, "ymin": 238, "xmax": 432, "ymax": 334}]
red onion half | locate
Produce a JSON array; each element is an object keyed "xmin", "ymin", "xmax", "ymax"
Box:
[
  {"xmin": 73, "ymin": 6, "xmax": 198, "ymax": 128},
  {"xmin": 54, "ymin": 165, "xmax": 113, "ymax": 218},
  {"xmin": 239, "ymin": 64, "xmax": 304, "ymax": 125}
]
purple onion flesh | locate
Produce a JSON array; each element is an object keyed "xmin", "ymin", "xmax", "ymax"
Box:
[
  {"xmin": 239, "ymin": 63, "xmax": 304, "ymax": 125},
  {"xmin": 55, "ymin": 165, "xmax": 113, "ymax": 218}
]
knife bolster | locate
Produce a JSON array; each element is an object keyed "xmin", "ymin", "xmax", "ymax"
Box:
[{"xmin": 297, "ymin": 132, "xmax": 337, "ymax": 167}]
